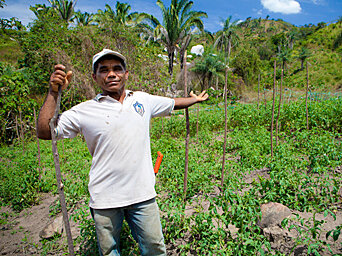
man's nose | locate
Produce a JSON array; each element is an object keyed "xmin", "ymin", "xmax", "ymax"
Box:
[{"xmin": 107, "ymin": 70, "xmax": 117, "ymax": 78}]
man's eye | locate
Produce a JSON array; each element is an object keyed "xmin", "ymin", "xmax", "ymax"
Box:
[{"xmin": 114, "ymin": 67, "xmax": 124, "ymax": 73}]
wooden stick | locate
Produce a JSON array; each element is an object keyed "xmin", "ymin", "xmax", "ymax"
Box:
[
  {"xmin": 264, "ymin": 85, "xmax": 267, "ymax": 111},
  {"xmin": 196, "ymin": 104, "xmax": 199, "ymax": 144},
  {"xmin": 19, "ymin": 109, "xmax": 25, "ymax": 154},
  {"xmin": 15, "ymin": 115, "xmax": 20, "ymax": 144},
  {"xmin": 49, "ymin": 86, "xmax": 75, "ymax": 256},
  {"xmin": 270, "ymin": 60, "xmax": 276, "ymax": 158},
  {"xmin": 183, "ymin": 52, "xmax": 190, "ymax": 202},
  {"xmin": 306, "ymin": 62, "xmax": 309, "ymax": 130},
  {"xmin": 221, "ymin": 66, "xmax": 228, "ymax": 188},
  {"xmin": 257, "ymin": 74, "xmax": 260, "ymax": 110},
  {"xmin": 275, "ymin": 67, "xmax": 283, "ymax": 146},
  {"xmin": 33, "ymin": 108, "xmax": 42, "ymax": 184}
]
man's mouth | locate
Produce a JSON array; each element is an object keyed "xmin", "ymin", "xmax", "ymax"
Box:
[{"xmin": 106, "ymin": 80, "xmax": 120, "ymax": 85}]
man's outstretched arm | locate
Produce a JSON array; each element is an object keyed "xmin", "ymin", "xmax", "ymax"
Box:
[
  {"xmin": 173, "ymin": 90, "xmax": 209, "ymax": 110},
  {"xmin": 37, "ymin": 64, "xmax": 72, "ymax": 140}
]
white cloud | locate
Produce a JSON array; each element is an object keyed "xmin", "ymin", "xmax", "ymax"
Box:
[
  {"xmin": 261, "ymin": 0, "xmax": 301, "ymax": 14},
  {"xmin": 301, "ymin": 0, "xmax": 324, "ymax": 5}
]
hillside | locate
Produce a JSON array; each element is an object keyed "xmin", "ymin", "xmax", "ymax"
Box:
[{"xmin": 1, "ymin": 13, "xmax": 341, "ymax": 145}]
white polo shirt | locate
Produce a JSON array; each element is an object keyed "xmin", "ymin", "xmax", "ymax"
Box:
[{"xmin": 55, "ymin": 90, "xmax": 174, "ymax": 209}]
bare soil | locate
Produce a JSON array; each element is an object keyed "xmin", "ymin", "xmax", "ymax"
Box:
[{"xmin": 0, "ymin": 194, "xmax": 80, "ymax": 255}]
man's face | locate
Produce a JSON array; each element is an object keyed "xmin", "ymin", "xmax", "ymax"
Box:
[{"xmin": 92, "ymin": 58, "xmax": 128, "ymax": 95}]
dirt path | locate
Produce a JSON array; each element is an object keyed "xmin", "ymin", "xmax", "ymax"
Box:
[{"xmin": 0, "ymin": 193, "xmax": 79, "ymax": 255}]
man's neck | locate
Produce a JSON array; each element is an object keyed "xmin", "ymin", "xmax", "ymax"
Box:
[{"xmin": 103, "ymin": 89, "xmax": 126, "ymax": 103}]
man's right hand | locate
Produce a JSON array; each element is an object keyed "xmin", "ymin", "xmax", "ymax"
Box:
[{"xmin": 49, "ymin": 64, "xmax": 73, "ymax": 93}]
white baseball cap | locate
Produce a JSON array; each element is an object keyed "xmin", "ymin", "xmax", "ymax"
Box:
[{"xmin": 92, "ymin": 49, "xmax": 127, "ymax": 73}]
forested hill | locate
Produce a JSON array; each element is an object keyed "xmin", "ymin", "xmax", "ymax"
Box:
[
  {"xmin": 226, "ymin": 18, "xmax": 342, "ymax": 91},
  {"xmin": 0, "ymin": 1, "xmax": 341, "ymax": 144}
]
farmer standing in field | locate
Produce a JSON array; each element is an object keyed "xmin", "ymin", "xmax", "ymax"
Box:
[{"xmin": 37, "ymin": 49, "xmax": 208, "ymax": 256}]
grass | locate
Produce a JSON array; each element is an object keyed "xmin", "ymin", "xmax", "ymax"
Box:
[
  {"xmin": 0, "ymin": 96, "xmax": 341, "ymax": 255},
  {"xmin": 0, "ymin": 33, "xmax": 24, "ymax": 65}
]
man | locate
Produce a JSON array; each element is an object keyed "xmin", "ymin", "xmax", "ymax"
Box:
[{"xmin": 37, "ymin": 49, "xmax": 208, "ymax": 256}]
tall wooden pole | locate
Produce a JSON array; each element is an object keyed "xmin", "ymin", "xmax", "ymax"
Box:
[
  {"xmin": 15, "ymin": 115, "xmax": 20, "ymax": 144},
  {"xmin": 183, "ymin": 52, "xmax": 190, "ymax": 202},
  {"xmin": 270, "ymin": 60, "xmax": 276, "ymax": 158},
  {"xmin": 264, "ymin": 84, "xmax": 267, "ymax": 111},
  {"xmin": 33, "ymin": 108, "xmax": 42, "ymax": 183},
  {"xmin": 19, "ymin": 109, "xmax": 25, "ymax": 154},
  {"xmin": 196, "ymin": 104, "xmax": 199, "ymax": 144},
  {"xmin": 305, "ymin": 62, "xmax": 309, "ymax": 130},
  {"xmin": 49, "ymin": 86, "xmax": 75, "ymax": 256},
  {"xmin": 275, "ymin": 67, "xmax": 283, "ymax": 146},
  {"xmin": 221, "ymin": 66, "xmax": 228, "ymax": 188},
  {"xmin": 257, "ymin": 74, "xmax": 260, "ymax": 110}
]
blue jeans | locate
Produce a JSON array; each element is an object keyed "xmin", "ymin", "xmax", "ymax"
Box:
[{"xmin": 90, "ymin": 198, "xmax": 166, "ymax": 256}]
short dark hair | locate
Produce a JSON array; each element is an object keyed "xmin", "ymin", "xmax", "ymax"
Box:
[{"xmin": 93, "ymin": 55, "xmax": 126, "ymax": 74}]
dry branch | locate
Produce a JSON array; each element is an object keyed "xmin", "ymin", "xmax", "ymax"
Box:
[{"xmin": 49, "ymin": 86, "xmax": 75, "ymax": 256}]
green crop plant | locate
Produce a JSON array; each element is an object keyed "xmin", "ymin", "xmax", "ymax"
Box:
[{"xmin": 0, "ymin": 92, "xmax": 341, "ymax": 254}]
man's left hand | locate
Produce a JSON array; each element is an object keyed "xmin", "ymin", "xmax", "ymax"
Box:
[{"xmin": 189, "ymin": 90, "xmax": 209, "ymax": 102}]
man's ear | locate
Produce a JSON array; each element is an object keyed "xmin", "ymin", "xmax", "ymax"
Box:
[
  {"xmin": 92, "ymin": 73, "xmax": 96, "ymax": 81},
  {"xmin": 124, "ymin": 70, "xmax": 129, "ymax": 80}
]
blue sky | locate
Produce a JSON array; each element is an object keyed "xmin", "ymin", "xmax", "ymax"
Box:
[{"xmin": 0, "ymin": 0, "xmax": 341, "ymax": 32}]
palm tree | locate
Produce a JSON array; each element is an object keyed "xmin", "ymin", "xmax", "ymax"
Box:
[
  {"xmin": 73, "ymin": 11, "xmax": 93, "ymax": 26},
  {"xmin": 47, "ymin": 0, "xmax": 77, "ymax": 23},
  {"xmin": 94, "ymin": 2, "xmax": 149, "ymax": 28},
  {"xmin": 30, "ymin": 4, "xmax": 53, "ymax": 20},
  {"xmin": 93, "ymin": 4, "xmax": 116, "ymax": 27},
  {"xmin": 137, "ymin": 14, "xmax": 163, "ymax": 45},
  {"xmin": 287, "ymin": 29, "xmax": 298, "ymax": 49},
  {"xmin": 298, "ymin": 46, "xmax": 310, "ymax": 70},
  {"xmin": 214, "ymin": 16, "xmax": 239, "ymax": 65},
  {"xmin": 115, "ymin": 1, "xmax": 146, "ymax": 25},
  {"xmin": 115, "ymin": 1, "xmax": 131, "ymax": 24},
  {"xmin": 277, "ymin": 44, "xmax": 291, "ymax": 73},
  {"xmin": 191, "ymin": 52, "xmax": 225, "ymax": 91},
  {"xmin": 155, "ymin": 0, "xmax": 207, "ymax": 75}
]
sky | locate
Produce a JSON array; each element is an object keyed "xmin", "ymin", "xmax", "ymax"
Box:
[{"xmin": 0, "ymin": 0, "xmax": 341, "ymax": 32}]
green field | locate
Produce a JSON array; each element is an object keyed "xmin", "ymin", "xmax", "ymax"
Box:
[{"xmin": 1, "ymin": 96, "xmax": 341, "ymax": 255}]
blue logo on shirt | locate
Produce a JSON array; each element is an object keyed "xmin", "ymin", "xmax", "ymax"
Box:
[{"xmin": 133, "ymin": 101, "xmax": 145, "ymax": 116}]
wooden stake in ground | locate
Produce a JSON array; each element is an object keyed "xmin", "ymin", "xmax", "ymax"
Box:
[
  {"xmin": 49, "ymin": 86, "xmax": 75, "ymax": 256},
  {"xmin": 33, "ymin": 108, "xmax": 42, "ymax": 183},
  {"xmin": 183, "ymin": 52, "xmax": 190, "ymax": 202},
  {"xmin": 275, "ymin": 67, "xmax": 283, "ymax": 146},
  {"xmin": 257, "ymin": 74, "xmax": 260, "ymax": 110},
  {"xmin": 196, "ymin": 104, "xmax": 199, "ymax": 144},
  {"xmin": 270, "ymin": 60, "xmax": 276, "ymax": 158},
  {"xmin": 15, "ymin": 115, "xmax": 20, "ymax": 144},
  {"xmin": 19, "ymin": 109, "xmax": 25, "ymax": 154},
  {"xmin": 305, "ymin": 62, "xmax": 310, "ymax": 130},
  {"xmin": 264, "ymin": 84, "xmax": 267, "ymax": 111},
  {"xmin": 221, "ymin": 66, "xmax": 228, "ymax": 188}
]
